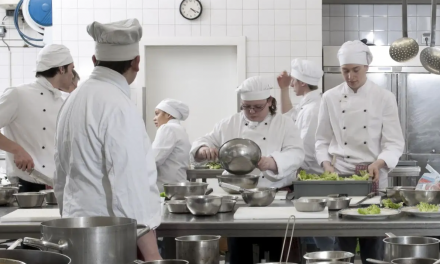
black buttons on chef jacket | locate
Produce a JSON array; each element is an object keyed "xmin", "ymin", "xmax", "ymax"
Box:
[
  {"xmin": 344, "ymin": 95, "xmax": 347, "ymax": 98},
  {"xmin": 245, "ymin": 123, "xmax": 248, "ymax": 126},
  {"xmin": 346, "ymin": 156, "xmax": 350, "ymax": 158},
  {"xmin": 42, "ymin": 146, "xmax": 45, "ymax": 149},
  {"xmin": 364, "ymin": 126, "xmax": 366, "ymax": 128},
  {"xmin": 43, "ymin": 127, "xmax": 46, "ymax": 130},
  {"xmin": 342, "ymin": 110, "xmax": 345, "ymax": 113},
  {"xmin": 364, "ymin": 109, "xmax": 367, "ymax": 112},
  {"xmin": 263, "ymin": 137, "xmax": 266, "ymax": 140},
  {"xmin": 43, "ymin": 109, "xmax": 46, "ymax": 112},
  {"xmin": 343, "ymin": 127, "xmax": 346, "ymax": 129},
  {"xmin": 265, "ymin": 123, "xmax": 267, "ymax": 125},
  {"xmin": 364, "ymin": 142, "xmax": 367, "ymax": 144},
  {"xmin": 42, "ymin": 165, "xmax": 45, "ymax": 168},
  {"xmin": 344, "ymin": 142, "xmax": 347, "ymax": 145},
  {"xmin": 40, "ymin": 93, "xmax": 43, "ymax": 95}
]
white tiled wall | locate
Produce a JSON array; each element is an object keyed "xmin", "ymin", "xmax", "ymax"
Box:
[{"xmin": 0, "ymin": 0, "xmax": 323, "ymax": 105}]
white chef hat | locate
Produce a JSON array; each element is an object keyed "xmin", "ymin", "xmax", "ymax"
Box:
[
  {"xmin": 156, "ymin": 99, "xmax": 190, "ymax": 121},
  {"xmin": 290, "ymin": 58, "xmax": 323, "ymax": 86},
  {"xmin": 87, "ymin": 18, "xmax": 142, "ymax": 61},
  {"xmin": 337, "ymin": 40, "xmax": 373, "ymax": 66},
  {"xmin": 36, "ymin": 44, "xmax": 73, "ymax": 72},
  {"xmin": 236, "ymin": 76, "xmax": 272, "ymax": 101}
]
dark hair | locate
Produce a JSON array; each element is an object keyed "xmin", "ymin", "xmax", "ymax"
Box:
[
  {"xmin": 309, "ymin": 84, "xmax": 318, "ymax": 91},
  {"xmin": 95, "ymin": 59, "xmax": 134, "ymax": 75},
  {"xmin": 269, "ymin": 97, "xmax": 277, "ymax": 115},
  {"xmin": 35, "ymin": 64, "xmax": 69, "ymax": 78},
  {"xmin": 72, "ymin": 69, "xmax": 80, "ymax": 80}
]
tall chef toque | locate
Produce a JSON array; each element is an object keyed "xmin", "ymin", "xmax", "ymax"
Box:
[
  {"xmin": 156, "ymin": 99, "xmax": 190, "ymax": 121},
  {"xmin": 87, "ymin": 18, "xmax": 142, "ymax": 61},
  {"xmin": 290, "ymin": 58, "xmax": 323, "ymax": 86},
  {"xmin": 36, "ymin": 44, "xmax": 73, "ymax": 72},
  {"xmin": 337, "ymin": 40, "xmax": 373, "ymax": 66},
  {"xmin": 236, "ymin": 76, "xmax": 272, "ymax": 101}
]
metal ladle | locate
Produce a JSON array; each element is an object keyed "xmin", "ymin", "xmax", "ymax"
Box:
[
  {"xmin": 420, "ymin": 0, "xmax": 440, "ymax": 74},
  {"xmin": 389, "ymin": 0, "xmax": 419, "ymax": 62}
]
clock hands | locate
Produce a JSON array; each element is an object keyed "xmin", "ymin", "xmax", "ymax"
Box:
[{"xmin": 190, "ymin": 8, "xmax": 200, "ymax": 14}]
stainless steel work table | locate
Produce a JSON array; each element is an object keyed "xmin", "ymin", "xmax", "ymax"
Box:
[{"xmin": 0, "ymin": 202, "xmax": 438, "ymax": 239}]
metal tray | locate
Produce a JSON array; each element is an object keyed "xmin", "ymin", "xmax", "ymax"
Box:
[
  {"xmin": 401, "ymin": 206, "xmax": 440, "ymax": 218},
  {"xmin": 339, "ymin": 208, "xmax": 401, "ymax": 220},
  {"xmin": 293, "ymin": 178, "xmax": 372, "ymax": 198}
]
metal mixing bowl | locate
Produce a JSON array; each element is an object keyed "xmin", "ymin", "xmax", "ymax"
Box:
[
  {"xmin": 303, "ymin": 251, "xmax": 354, "ymax": 262},
  {"xmin": 166, "ymin": 200, "xmax": 190, "ymax": 214},
  {"xmin": 217, "ymin": 175, "xmax": 259, "ymax": 194},
  {"xmin": 383, "ymin": 186, "xmax": 415, "ymax": 203},
  {"xmin": 295, "ymin": 198, "xmax": 327, "ymax": 212},
  {"xmin": 185, "ymin": 195, "xmax": 222, "ymax": 216},
  {"xmin": 0, "ymin": 258, "xmax": 25, "ymax": 264},
  {"xmin": 39, "ymin": 189, "xmax": 57, "ymax": 204},
  {"xmin": 399, "ymin": 190, "xmax": 440, "ymax": 206},
  {"xmin": 218, "ymin": 138, "xmax": 262, "ymax": 175},
  {"xmin": 143, "ymin": 260, "xmax": 189, "ymax": 264},
  {"xmin": 13, "ymin": 192, "xmax": 45, "ymax": 208},
  {"xmin": 0, "ymin": 187, "xmax": 18, "ymax": 205},
  {"xmin": 218, "ymin": 199, "xmax": 236, "ymax": 213},
  {"xmin": 163, "ymin": 182, "xmax": 208, "ymax": 200},
  {"xmin": 391, "ymin": 258, "xmax": 439, "ymax": 264},
  {"xmin": 327, "ymin": 197, "xmax": 351, "ymax": 210},
  {"xmin": 242, "ymin": 187, "xmax": 276, "ymax": 207}
]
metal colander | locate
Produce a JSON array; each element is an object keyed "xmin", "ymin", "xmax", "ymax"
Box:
[
  {"xmin": 389, "ymin": 0, "xmax": 419, "ymax": 62},
  {"xmin": 420, "ymin": 0, "xmax": 440, "ymax": 74}
]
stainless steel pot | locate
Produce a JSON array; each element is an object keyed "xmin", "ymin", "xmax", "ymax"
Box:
[
  {"xmin": 367, "ymin": 258, "xmax": 440, "ymax": 264},
  {"xmin": 23, "ymin": 216, "xmax": 151, "ymax": 264},
  {"xmin": 303, "ymin": 251, "xmax": 354, "ymax": 263},
  {"xmin": 326, "ymin": 197, "xmax": 351, "ymax": 210},
  {"xmin": 0, "ymin": 251, "xmax": 71, "ymax": 264},
  {"xmin": 39, "ymin": 190, "xmax": 57, "ymax": 204},
  {"xmin": 163, "ymin": 182, "xmax": 208, "ymax": 200},
  {"xmin": 176, "ymin": 235, "xmax": 221, "ymax": 264},
  {"xmin": 383, "ymin": 233, "xmax": 440, "ymax": 262}
]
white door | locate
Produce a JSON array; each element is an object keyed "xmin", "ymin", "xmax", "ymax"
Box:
[{"xmin": 144, "ymin": 46, "xmax": 238, "ymax": 143}]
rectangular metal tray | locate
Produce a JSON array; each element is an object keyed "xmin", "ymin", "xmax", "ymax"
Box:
[{"xmin": 293, "ymin": 178, "xmax": 372, "ymax": 198}]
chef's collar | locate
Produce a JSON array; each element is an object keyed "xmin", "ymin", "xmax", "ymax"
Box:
[
  {"xmin": 300, "ymin": 90, "xmax": 321, "ymax": 107},
  {"xmin": 168, "ymin": 119, "xmax": 180, "ymax": 124},
  {"xmin": 243, "ymin": 112, "xmax": 272, "ymax": 129},
  {"xmin": 89, "ymin": 66, "xmax": 131, "ymax": 98},
  {"xmin": 344, "ymin": 79, "xmax": 370, "ymax": 95},
  {"xmin": 35, "ymin": 77, "xmax": 62, "ymax": 99}
]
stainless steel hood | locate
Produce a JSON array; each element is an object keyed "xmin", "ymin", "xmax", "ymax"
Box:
[{"xmin": 323, "ymin": 0, "xmax": 432, "ymax": 4}]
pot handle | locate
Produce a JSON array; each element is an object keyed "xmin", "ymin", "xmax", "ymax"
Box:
[
  {"xmin": 366, "ymin": 259, "xmax": 390, "ymax": 264},
  {"xmin": 22, "ymin": 237, "xmax": 68, "ymax": 252},
  {"xmin": 204, "ymin": 188, "xmax": 213, "ymax": 195},
  {"xmin": 136, "ymin": 224, "xmax": 151, "ymax": 240},
  {"xmin": 7, "ymin": 239, "xmax": 22, "ymax": 250},
  {"xmin": 385, "ymin": 232, "xmax": 396, "ymax": 238}
]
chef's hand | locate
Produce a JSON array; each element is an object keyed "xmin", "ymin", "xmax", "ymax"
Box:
[
  {"xmin": 13, "ymin": 147, "xmax": 34, "ymax": 172},
  {"xmin": 277, "ymin": 71, "xmax": 291, "ymax": 89},
  {"xmin": 258, "ymin": 157, "xmax": 278, "ymax": 173},
  {"xmin": 368, "ymin": 159, "xmax": 386, "ymax": 182},
  {"xmin": 195, "ymin": 146, "xmax": 218, "ymax": 161},
  {"xmin": 322, "ymin": 161, "xmax": 335, "ymax": 173}
]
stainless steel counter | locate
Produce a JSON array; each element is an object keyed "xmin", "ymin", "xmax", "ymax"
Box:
[{"xmin": 0, "ymin": 202, "xmax": 439, "ymax": 239}]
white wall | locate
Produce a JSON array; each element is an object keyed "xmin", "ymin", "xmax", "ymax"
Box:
[{"xmin": 0, "ymin": 0, "xmax": 323, "ymax": 105}]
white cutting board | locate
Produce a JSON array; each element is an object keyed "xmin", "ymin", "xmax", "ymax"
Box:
[
  {"xmin": 234, "ymin": 207, "xmax": 329, "ymax": 220},
  {"xmin": 1, "ymin": 209, "xmax": 61, "ymax": 222},
  {"xmin": 306, "ymin": 196, "xmax": 381, "ymax": 205}
]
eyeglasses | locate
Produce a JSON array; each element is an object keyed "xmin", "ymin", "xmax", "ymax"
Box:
[{"xmin": 241, "ymin": 102, "xmax": 268, "ymax": 112}]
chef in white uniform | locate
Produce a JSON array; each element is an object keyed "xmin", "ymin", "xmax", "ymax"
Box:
[
  {"xmin": 0, "ymin": 44, "xmax": 74, "ymax": 192},
  {"xmin": 54, "ymin": 18, "xmax": 161, "ymax": 261},
  {"xmin": 315, "ymin": 40, "xmax": 404, "ymax": 263},
  {"xmin": 153, "ymin": 99, "xmax": 191, "ymax": 192},
  {"xmin": 191, "ymin": 76, "xmax": 304, "ymax": 264}
]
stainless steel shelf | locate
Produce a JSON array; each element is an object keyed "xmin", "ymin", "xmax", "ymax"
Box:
[{"xmin": 323, "ymin": 0, "xmax": 432, "ymax": 4}]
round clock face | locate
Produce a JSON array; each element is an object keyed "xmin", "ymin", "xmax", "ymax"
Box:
[{"xmin": 180, "ymin": 0, "xmax": 203, "ymax": 20}]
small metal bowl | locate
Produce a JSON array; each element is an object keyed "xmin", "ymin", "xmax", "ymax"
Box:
[
  {"xmin": 217, "ymin": 175, "xmax": 259, "ymax": 194},
  {"xmin": 163, "ymin": 182, "xmax": 208, "ymax": 200},
  {"xmin": 303, "ymin": 251, "xmax": 354, "ymax": 262},
  {"xmin": 39, "ymin": 190, "xmax": 57, "ymax": 205},
  {"xmin": 166, "ymin": 200, "xmax": 190, "ymax": 214},
  {"xmin": 399, "ymin": 190, "xmax": 440, "ymax": 206},
  {"xmin": 294, "ymin": 198, "xmax": 327, "ymax": 212},
  {"xmin": 218, "ymin": 138, "xmax": 262, "ymax": 175},
  {"xmin": 185, "ymin": 195, "xmax": 222, "ymax": 216},
  {"xmin": 327, "ymin": 197, "xmax": 352, "ymax": 210},
  {"xmin": 13, "ymin": 192, "xmax": 45, "ymax": 208},
  {"xmin": 219, "ymin": 199, "xmax": 236, "ymax": 213},
  {"xmin": 0, "ymin": 187, "xmax": 18, "ymax": 205}
]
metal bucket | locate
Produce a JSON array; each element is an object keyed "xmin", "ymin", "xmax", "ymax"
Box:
[{"xmin": 175, "ymin": 235, "xmax": 221, "ymax": 264}]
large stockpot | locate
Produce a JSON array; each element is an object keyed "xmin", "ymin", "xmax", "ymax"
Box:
[
  {"xmin": 0, "ymin": 250, "xmax": 71, "ymax": 264},
  {"xmin": 176, "ymin": 235, "xmax": 221, "ymax": 264},
  {"xmin": 383, "ymin": 233, "xmax": 440, "ymax": 262},
  {"xmin": 23, "ymin": 216, "xmax": 151, "ymax": 264}
]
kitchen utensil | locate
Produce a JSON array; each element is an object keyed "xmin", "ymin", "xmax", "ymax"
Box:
[
  {"xmin": 163, "ymin": 182, "xmax": 208, "ymax": 200},
  {"xmin": 13, "ymin": 192, "xmax": 45, "ymax": 208},
  {"xmin": 353, "ymin": 192, "xmax": 375, "ymax": 206},
  {"xmin": 0, "ymin": 187, "xmax": 18, "ymax": 205},
  {"xmin": 165, "ymin": 200, "xmax": 190, "ymax": 214},
  {"xmin": 401, "ymin": 206, "xmax": 440, "ymax": 218},
  {"xmin": 218, "ymin": 138, "xmax": 262, "ymax": 175},
  {"xmin": 388, "ymin": 258, "xmax": 440, "ymax": 264},
  {"xmin": 339, "ymin": 208, "xmax": 400, "ymax": 220},
  {"xmin": 143, "ymin": 261, "xmax": 189, "ymax": 264},
  {"xmin": 327, "ymin": 197, "xmax": 352, "ymax": 210},
  {"xmin": 383, "ymin": 233, "xmax": 440, "ymax": 262},
  {"xmin": 23, "ymin": 216, "xmax": 151, "ymax": 264},
  {"xmin": 216, "ymin": 174, "xmax": 259, "ymax": 194},
  {"xmin": 176, "ymin": 235, "xmax": 221, "ymax": 264},
  {"xmin": 0, "ymin": 258, "xmax": 25, "ymax": 264},
  {"xmin": 389, "ymin": 0, "xmax": 419, "ymax": 62},
  {"xmin": 39, "ymin": 189, "xmax": 57, "ymax": 204},
  {"xmin": 222, "ymin": 195, "xmax": 239, "ymax": 200},
  {"xmin": 277, "ymin": 215, "xmax": 296, "ymax": 264},
  {"xmin": 218, "ymin": 199, "xmax": 236, "ymax": 213},
  {"xmin": 185, "ymin": 195, "xmax": 222, "ymax": 216},
  {"xmin": 420, "ymin": 0, "xmax": 440, "ymax": 74},
  {"xmin": 233, "ymin": 206, "xmax": 329, "ymax": 219},
  {"xmin": 220, "ymin": 182, "xmax": 276, "ymax": 206},
  {"xmin": 0, "ymin": 209, "xmax": 60, "ymax": 222},
  {"xmin": 218, "ymin": 182, "xmax": 259, "ymax": 193},
  {"xmin": 399, "ymin": 190, "xmax": 440, "ymax": 206},
  {"xmin": 294, "ymin": 198, "xmax": 327, "ymax": 212},
  {"xmin": 303, "ymin": 251, "xmax": 354, "ymax": 263},
  {"xmin": 28, "ymin": 168, "xmax": 53, "ymax": 187},
  {"xmin": 380, "ymin": 186, "xmax": 415, "ymax": 203}
]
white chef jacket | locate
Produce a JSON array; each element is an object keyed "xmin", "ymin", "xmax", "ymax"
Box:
[
  {"xmin": 153, "ymin": 119, "xmax": 191, "ymax": 192},
  {"xmin": 54, "ymin": 66, "xmax": 161, "ymax": 228},
  {"xmin": 0, "ymin": 77, "xmax": 64, "ymax": 183},
  {"xmin": 190, "ymin": 112, "xmax": 304, "ymax": 188},
  {"xmin": 315, "ymin": 79, "xmax": 404, "ymax": 188},
  {"xmin": 285, "ymin": 90, "xmax": 323, "ymax": 174}
]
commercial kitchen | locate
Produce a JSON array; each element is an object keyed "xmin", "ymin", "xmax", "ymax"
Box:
[{"xmin": 0, "ymin": 0, "xmax": 440, "ymax": 264}]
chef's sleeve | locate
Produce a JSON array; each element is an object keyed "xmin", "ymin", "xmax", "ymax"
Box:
[
  {"xmin": 377, "ymin": 93, "xmax": 404, "ymax": 169},
  {"xmin": 53, "ymin": 150, "xmax": 66, "ymax": 215},
  {"xmin": 315, "ymin": 95, "xmax": 333, "ymax": 166},
  {"xmin": 0, "ymin": 88, "xmax": 19, "ymax": 128},
  {"xmin": 190, "ymin": 121, "xmax": 223, "ymax": 159},
  {"xmin": 104, "ymin": 109, "xmax": 161, "ymax": 228},
  {"xmin": 152, "ymin": 125, "xmax": 177, "ymax": 166},
  {"xmin": 265, "ymin": 117, "xmax": 304, "ymax": 180}
]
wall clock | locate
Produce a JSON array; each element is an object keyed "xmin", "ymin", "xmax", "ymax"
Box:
[{"xmin": 179, "ymin": 0, "xmax": 203, "ymax": 20}]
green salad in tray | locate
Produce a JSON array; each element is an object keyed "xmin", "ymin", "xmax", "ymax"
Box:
[
  {"xmin": 417, "ymin": 202, "xmax": 440, "ymax": 212},
  {"xmin": 298, "ymin": 170, "xmax": 370, "ymax": 181},
  {"xmin": 207, "ymin": 162, "xmax": 223, "ymax": 169},
  {"xmin": 358, "ymin": 205, "xmax": 381, "ymax": 215},
  {"xmin": 382, "ymin": 199, "xmax": 403, "ymax": 209}
]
